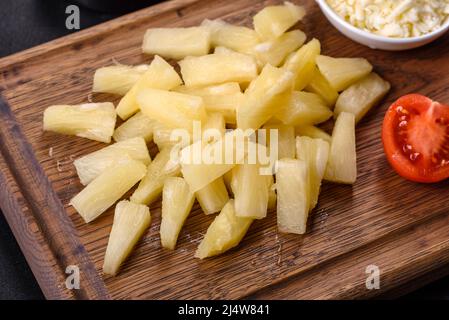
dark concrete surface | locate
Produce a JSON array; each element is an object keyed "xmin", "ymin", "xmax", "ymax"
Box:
[{"xmin": 0, "ymin": 0, "xmax": 448, "ymax": 300}]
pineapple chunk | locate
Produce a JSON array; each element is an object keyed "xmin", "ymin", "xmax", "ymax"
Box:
[
  {"xmin": 283, "ymin": 38, "xmax": 321, "ymax": 90},
  {"xmin": 275, "ymin": 91, "xmax": 333, "ymax": 126},
  {"xmin": 253, "ymin": 2, "xmax": 306, "ymax": 39},
  {"xmin": 160, "ymin": 177, "xmax": 195, "ymax": 250},
  {"xmin": 267, "ymin": 175, "xmax": 277, "ymax": 211},
  {"xmin": 74, "ymin": 137, "xmax": 151, "ymax": 185},
  {"xmin": 316, "ymin": 55, "xmax": 373, "ymax": 92},
  {"xmin": 196, "ymin": 177, "xmax": 229, "ymax": 215},
  {"xmin": 175, "ymin": 83, "xmax": 241, "ymax": 124},
  {"xmin": 324, "ymin": 112, "xmax": 357, "ymax": 184},
  {"xmin": 43, "ymin": 103, "xmax": 116, "ymax": 143},
  {"xmin": 232, "ymin": 164, "xmax": 269, "ymax": 219},
  {"xmin": 103, "ymin": 200, "xmax": 151, "ymax": 276},
  {"xmin": 70, "ymin": 159, "xmax": 147, "ymax": 223},
  {"xmin": 116, "ymin": 55, "xmax": 182, "ymax": 120},
  {"xmin": 152, "ymin": 121, "xmax": 183, "ymax": 150},
  {"xmin": 201, "ymin": 19, "xmax": 260, "ymax": 54},
  {"xmin": 335, "ymin": 73, "xmax": 391, "ymax": 123},
  {"xmin": 131, "ymin": 147, "xmax": 181, "ymax": 205},
  {"xmin": 195, "ymin": 200, "xmax": 253, "ymax": 259},
  {"xmin": 113, "ymin": 112, "xmax": 156, "ymax": 143},
  {"xmin": 296, "ymin": 136, "xmax": 329, "ymax": 210},
  {"xmin": 305, "ymin": 67, "xmax": 339, "ymax": 107},
  {"xmin": 204, "ymin": 93, "xmax": 242, "ymax": 124},
  {"xmin": 264, "ymin": 117, "xmax": 283, "ymax": 125},
  {"xmin": 263, "ymin": 124, "xmax": 296, "ymax": 159},
  {"xmin": 276, "ymin": 158, "xmax": 309, "ymax": 234},
  {"xmin": 142, "ymin": 27, "xmax": 210, "ymax": 60},
  {"xmin": 137, "ymin": 89, "xmax": 207, "ymax": 131},
  {"xmin": 237, "ymin": 64, "xmax": 294, "ymax": 130},
  {"xmin": 175, "ymin": 82, "xmax": 241, "ymax": 96},
  {"xmin": 214, "ymin": 46, "xmax": 236, "ymax": 55},
  {"xmin": 203, "ymin": 112, "xmax": 226, "ymax": 139},
  {"xmin": 223, "ymin": 170, "xmax": 233, "ymax": 193},
  {"xmin": 181, "ymin": 131, "xmax": 245, "ymax": 192},
  {"xmin": 254, "ymin": 30, "xmax": 306, "ymax": 67},
  {"xmin": 179, "ymin": 52, "xmax": 258, "ymax": 87},
  {"xmin": 93, "ymin": 64, "xmax": 149, "ymax": 96},
  {"xmin": 295, "ymin": 125, "xmax": 331, "ymax": 143}
]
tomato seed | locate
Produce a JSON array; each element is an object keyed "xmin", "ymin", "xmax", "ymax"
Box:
[{"xmin": 410, "ymin": 153, "xmax": 420, "ymax": 161}]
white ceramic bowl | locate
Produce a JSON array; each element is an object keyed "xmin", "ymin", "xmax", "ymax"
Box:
[{"xmin": 316, "ymin": 0, "xmax": 449, "ymax": 51}]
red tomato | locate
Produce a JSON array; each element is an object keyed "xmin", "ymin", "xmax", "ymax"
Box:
[{"xmin": 382, "ymin": 94, "xmax": 449, "ymax": 183}]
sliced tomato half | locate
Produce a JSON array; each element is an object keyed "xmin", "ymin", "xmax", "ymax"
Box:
[{"xmin": 382, "ymin": 94, "xmax": 449, "ymax": 183}]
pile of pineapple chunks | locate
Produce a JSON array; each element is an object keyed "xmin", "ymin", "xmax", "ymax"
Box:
[{"xmin": 43, "ymin": 2, "xmax": 390, "ymax": 276}]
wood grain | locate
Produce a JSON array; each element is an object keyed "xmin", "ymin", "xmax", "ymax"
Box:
[{"xmin": 1, "ymin": 0, "xmax": 449, "ymax": 300}]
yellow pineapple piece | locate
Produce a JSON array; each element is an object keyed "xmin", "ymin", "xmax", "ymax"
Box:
[
  {"xmin": 103, "ymin": 200, "xmax": 151, "ymax": 276},
  {"xmin": 152, "ymin": 121, "xmax": 183, "ymax": 150},
  {"xmin": 324, "ymin": 112, "xmax": 357, "ymax": 184},
  {"xmin": 335, "ymin": 73, "xmax": 391, "ymax": 123},
  {"xmin": 275, "ymin": 91, "xmax": 333, "ymax": 126},
  {"xmin": 205, "ymin": 93, "xmax": 243, "ymax": 124},
  {"xmin": 263, "ymin": 124, "xmax": 296, "ymax": 159},
  {"xmin": 264, "ymin": 116, "xmax": 283, "ymax": 125},
  {"xmin": 175, "ymin": 82, "xmax": 241, "ymax": 96},
  {"xmin": 130, "ymin": 147, "xmax": 181, "ymax": 205},
  {"xmin": 179, "ymin": 51, "xmax": 258, "ymax": 87},
  {"xmin": 196, "ymin": 177, "xmax": 229, "ymax": 215},
  {"xmin": 181, "ymin": 131, "xmax": 245, "ymax": 192},
  {"xmin": 142, "ymin": 27, "xmax": 211, "ymax": 60},
  {"xmin": 237, "ymin": 64, "xmax": 294, "ymax": 130},
  {"xmin": 43, "ymin": 103, "xmax": 116, "ymax": 143},
  {"xmin": 296, "ymin": 136, "xmax": 329, "ymax": 210},
  {"xmin": 316, "ymin": 55, "xmax": 373, "ymax": 92},
  {"xmin": 305, "ymin": 67, "xmax": 339, "ymax": 107},
  {"xmin": 70, "ymin": 158, "xmax": 147, "ymax": 223},
  {"xmin": 253, "ymin": 2, "xmax": 306, "ymax": 39},
  {"xmin": 137, "ymin": 88, "xmax": 207, "ymax": 131},
  {"xmin": 201, "ymin": 19, "xmax": 260, "ymax": 54},
  {"xmin": 93, "ymin": 64, "xmax": 149, "ymax": 96},
  {"xmin": 254, "ymin": 30, "xmax": 306, "ymax": 67},
  {"xmin": 194, "ymin": 114, "xmax": 229, "ymax": 215},
  {"xmin": 214, "ymin": 46, "xmax": 236, "ymax": 55},
  {"xmin": 276, "ymin": 158, "xmax": 309, "ymax": 234},
  {"xmin": 195, "ymin": 200, "xmax": 253, "ymax": 259},
  {"xmin": 267, "ymin": 175, "xmax": 276, "ymax": 211},
  {"xmin": 160, "ymin": 177, "xmax": 195, "ymax": 250},
  {"xmin": 116, "ymin": 55, "xmax": 182, "ymax": 120},
  {"xmin": 283, "ymin": 38, "xmax": 321, "ymax": 90},
  {"xmin": 113, "ymin": 112, "xmax": 156, "ymax": 143},
  {"xmin": 295, "ymin": 125, "xmax": 331, "ymax": 143},
  {"xmin": 223, "ymin": 170, "xmax": 233, "ymax": 194},
  {"xmin": 74, "ymin": 137, "xmax": 151, "ymax": 185},
  {"xmin": 232, "ymin": 164, "xmax": 269, "ymax": 219},
  {"xmin": 175, "ymin": 83, "xmax": 241, "ymax": 124},
  {"xmin": 203, "ymin": 112, "xmax": 226, "ymax": 139},
  {"xmin": 208, "ymin": 94, "xmax": 241, "ymax": 121}
]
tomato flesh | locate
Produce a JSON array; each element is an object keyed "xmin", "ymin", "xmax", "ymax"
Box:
[{"xmin": 382, "ymin": 94, "xmax": 449, "ymax": 183}]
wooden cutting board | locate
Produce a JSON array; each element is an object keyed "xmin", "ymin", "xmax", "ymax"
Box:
[{"xmin": 1, "ymin": 0, "xmax": 449, "ymax": 300}]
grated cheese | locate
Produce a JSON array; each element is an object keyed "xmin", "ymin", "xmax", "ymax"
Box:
[{"xmin": 326, "ymin": 0, "xmax": 449, "ymax": 38}]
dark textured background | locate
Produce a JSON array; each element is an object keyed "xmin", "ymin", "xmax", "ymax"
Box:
[{"xmin": 0, "ymin": 0, "xmax": 448, "ymax": 300}]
